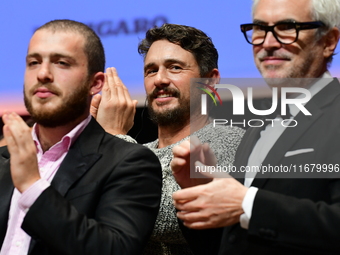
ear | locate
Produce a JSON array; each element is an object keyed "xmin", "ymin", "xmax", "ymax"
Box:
[
  {"xmin": 206, "ymin": 68, "xmax": 220, "ymax": 87},
  {"xmin": 323, "ymin": 27, "xmax": 340, "ymax": 59},
  {"xmin": 89, "ymin": 72, "xmax": 105, "ymax": 95}
]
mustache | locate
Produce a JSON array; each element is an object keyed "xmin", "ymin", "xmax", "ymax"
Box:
[
  {"xmin": 29, "ymin": 83, "xmax": 62, "ymax": 95},
  {"xmin": 148, "ymin": 87, "xmax": 180, "ymax": 99},
  {"xmin": 257, "ymin": 50, "xmax": 292, "ymax": 61}
]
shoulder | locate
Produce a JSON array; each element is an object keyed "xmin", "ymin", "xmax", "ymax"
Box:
[
  {"xmin": 103, "ymin": 132, "xmax": 157, "ymax": 157},
  {"xmin": 195, "ymin": 123, "xmax": 245, "ymax": 144},
  {"xmin": 98, "ymin": 133, "xmax": 162, "ymax": 179}
]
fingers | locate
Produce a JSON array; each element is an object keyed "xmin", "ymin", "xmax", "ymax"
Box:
[
  {"xmin": 2, "ymin": 112, "xmax": 34, "ymax": 156},
  {"xmin": 90, "ymin": 94, "xmax": 102, "ymax": 119},
  {"xmin": 182, "ymin": 221, "xmax": 213, "ymax": 230},
  {"xmin": 174, "ymin": 195, "xmax": 200, "ymax": 211},
  {"xmin": 3, "ymin": 113, "xmax": 29, "ymax": 141},
  {"xmin": 95, "ymin": 67, "xmax": 136, "ymax": 135},
  {"xmin": 110, "ymin": 67, "xmax": 124, "ymax": 88},
  {"xmin": 104, "ymin": 67, "xmax": 135, "ymax": 107},
  {"xmin": 190, "ymin": 136, "xmax": 202, "ymax": 150},
  {"xmin": 173, "ymin": 186, "xmax": 201, "ymax": 205},
  {"xmin": 171, "ymin": 141, "xmax": 191, "ymax": 174},
  {"xmin": 102, "ymin": 67, "xmax": 123, "ymax": 100},
  {"xmin": 3, "ymin": 122, "xmax": 16, "ymax": 153},
  {"xmin": 172, "ymin": 140, "xmax": 191, "ymax": 158},
  {"xmin": 201, "ymin": 143, "xmax": 217, "ymax": 166},
  {"xmin": 2, "ymin": 113, "xmax": 40, "ymax": 193},
  {"xmin": 170, "ymin": 157, "xmax": 187, "ymax": 174},
  {"xmin": 176, "ymin": 211, "xmax": 213, "ymax": 229}
]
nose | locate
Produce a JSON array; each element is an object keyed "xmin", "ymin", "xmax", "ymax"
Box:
[
  {"xmin": 37, "ymin": 63, "xmax": 53, "ymax": 83},
  {"xmin": 262, "ymin": 31, "xmax": 281, "ymax": 50},
  {"xmin": 154, "ymin": 68, "xmax": 170, "ymax": 88}
]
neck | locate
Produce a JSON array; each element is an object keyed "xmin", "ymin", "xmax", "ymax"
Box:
[
  {"xmin": 36, "ymin": 115, "xmax": 87, "ymax": 152},
  {"xmin": 157, "ymin": 114, "xmax": 210, "ymax": 148}
]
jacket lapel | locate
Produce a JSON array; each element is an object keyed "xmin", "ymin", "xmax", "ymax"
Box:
[
  {"xmin": 50, "ymin": 118, "xmax": 103, "ymax": 196},
  {"xmin": 252, "ymin": 78, "xmax": 340, "ymax": 188}
]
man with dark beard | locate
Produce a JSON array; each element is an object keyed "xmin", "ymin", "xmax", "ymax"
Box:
[
  {"xmin": 0, "ymin": 19, "xmax": 162, "ymax": 255},
  {"xmin": 91, "ymin": 24, "xmax": 245, "ymax": 254}
]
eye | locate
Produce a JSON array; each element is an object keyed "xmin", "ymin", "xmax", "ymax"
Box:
[
  {"xmin": 28, "ymin": 61, "xmax": 39, "ymax": 66},
  {"xmin": 26, "ymin": 58, "xmax": 40, "ymax": 67},
  {"xmin": 56, "ymin": 61, "xmax": 70, "ymax": 66},
  {"xmin": 169, "ymin": 65, "xmax": 182, "ymax": 72},
  {"xmin": 145, "ymin": 69, "xmax": 157, "ymax": 76},
  {"xmin": 253, "ymin": 25, "xmax": 265, "ymax": 31},
  {"xmin": 276, "ymin": 23, "xmax": 295, "ymax": 31}
]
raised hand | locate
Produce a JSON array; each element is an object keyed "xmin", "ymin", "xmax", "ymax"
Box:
[
  {"xmin": 2, "ymin": 112, "xmax": 40, "ymax": 193},
  {"xmin": 90, "ymin": 67, "xmax": 138, "ymax": 135}
]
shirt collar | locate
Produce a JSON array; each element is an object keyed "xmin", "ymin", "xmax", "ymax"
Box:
[
  {"xmin": 32, "ymin": 115, "xmax": 92, "ymax": 156},
  {"xmin": 289, "ymin": 71, "xmax": 333, "ymax": 117}
]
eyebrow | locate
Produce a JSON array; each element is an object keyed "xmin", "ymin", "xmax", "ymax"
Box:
[
  {"xmin": 26, "ymin": 53, "xmax": 76, "ymax": 62},
  {"xmin": 253, "ymin": 18, "xmax": 297, "ymax": 25},
  {"xmin": 144, "ymin": 58, "xmax": 187, "ymax": 73}
]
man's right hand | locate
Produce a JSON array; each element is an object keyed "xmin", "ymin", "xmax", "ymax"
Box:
[
  {"xmin": 2, "ymin": 112, "xmax": 41, "ymax": 193},
  {"xmin": 90, "ymin": 67, "xmax": 137, "ymax": 135},
  {"xmin": 171, "ymin": 136, "xmax": 215, "ymax": 189}
]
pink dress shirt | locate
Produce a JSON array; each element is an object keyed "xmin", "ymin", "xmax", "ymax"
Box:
[{"xmin": 0, "ymin": 115, "xmax": 91, "ymax": 255}]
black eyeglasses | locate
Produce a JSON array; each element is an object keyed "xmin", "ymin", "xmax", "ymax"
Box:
[{"xmin": 240, "ymin": 21, "xmax": 325, "ymax": 45}]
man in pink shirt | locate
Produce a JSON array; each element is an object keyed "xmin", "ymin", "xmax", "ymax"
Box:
[{"xmin": 0, "ymin": 19, "xmax": 162, "ymax": 255}]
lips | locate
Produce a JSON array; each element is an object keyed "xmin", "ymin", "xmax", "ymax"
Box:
[
  {"xmin": 148, "ymin": 88, "xmax": 180, "ymax": 105},
  {"xmin": 33, "ymin": 87, "xmax": 57, "ymax": 99},
  {"xmin": 153, "ymin": 92, "xmax": 175, "ymax": 104},
  {"xmin": 259, "ymin": 56, "xmax": 290, "ymax": 68},
  {"xmin": 258, "ymin": 51, "xmax": 291, "ymax": 64},
  {"xmin": 151, "ymin": 87, "xmax": 179, "ymax": 99},
  {"xmin": 263, "ymin": 56, "xmax": 286, "ymax": 60},
  {"xmin": 156, "ymin": 93, "xmax": 174, "ymax": 98}
]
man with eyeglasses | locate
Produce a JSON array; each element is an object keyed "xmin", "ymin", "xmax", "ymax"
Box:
[{"xmin": 171, "ymin": 0, "xmax": 340, "ymax": 254}]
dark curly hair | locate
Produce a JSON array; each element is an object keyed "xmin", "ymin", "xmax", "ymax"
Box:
[{"xmin": 138, "ymin": 24, "xmax": 218, "ymax": 77}]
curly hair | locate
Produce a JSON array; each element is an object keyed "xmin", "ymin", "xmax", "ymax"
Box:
[{"xmin": 138, "ymin": 24, "xmax": 218, "ymax": 77}]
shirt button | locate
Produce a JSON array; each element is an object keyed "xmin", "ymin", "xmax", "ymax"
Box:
[{"xmin": 15, "ymin": 241, "xmax": 21, "ymax": 247}]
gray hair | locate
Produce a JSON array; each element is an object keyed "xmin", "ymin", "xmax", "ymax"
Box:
[
  {"xmin": 252, "ymin": 0, "xmax": 340, "ymax": 63},
  {"xmin": 252, "ymin": 0, "xmax": 340, "ymax": 30}
]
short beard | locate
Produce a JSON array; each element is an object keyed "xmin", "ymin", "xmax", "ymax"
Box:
[
  {"xmin": 24, "ymin": 81, "xmax": 90, "ymax": 128},
  {"xmin": 147, "ymin": 89, "xmax": 190, "ymax": 128},
  {"xmin": 147, "ymin": 102, "xmax": 190, "ymax": 127}
]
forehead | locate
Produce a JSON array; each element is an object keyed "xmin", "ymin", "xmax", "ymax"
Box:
[
  {"xmin": 144, "ymin": 40, "xmax": 197, "ymax": 65},
  {"xmin": 254, "ymin": 0, "xmax": 312, "ymax": 23},
  {"xmin": 28, "ymin": 29, "xmax": 86, "ymax": 59}
]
